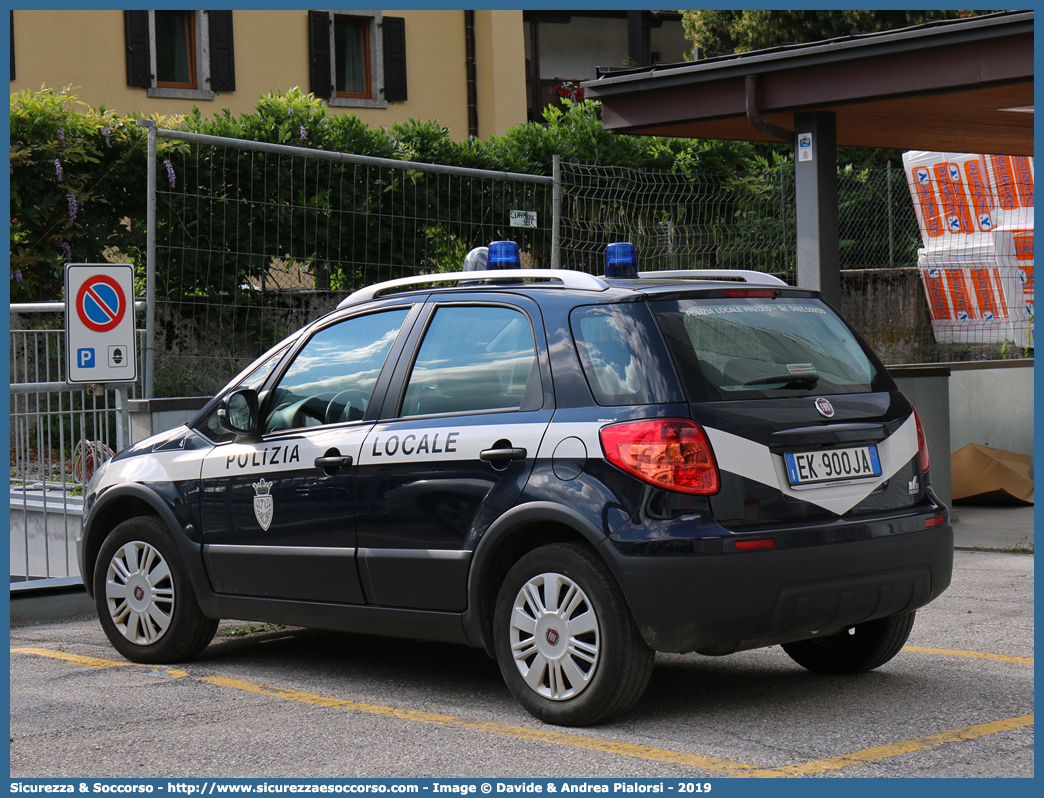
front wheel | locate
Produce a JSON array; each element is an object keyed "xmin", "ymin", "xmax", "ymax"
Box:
[
  {"xmin": 493, "ymin": 543, "xmax": 654, "ymax": 726},
  {"xmin": 94, "ymin": 516, "xmax": 218, "ymax": 663},
  {"xmin": 781, "ymin": 612, "xmax": 916, "ymax": 675}
]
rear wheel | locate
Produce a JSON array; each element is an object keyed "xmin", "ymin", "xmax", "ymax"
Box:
[
  {"xmin": 94, "ymin": 516, "xmax": 218, "ymax": 663},
  {"xmin": 781, "ymin": 612, "xmax": 916, "ymax": 675},
  {"xmin": 493, "ymin": 543, "xmax": 654, "ymax": 726}
]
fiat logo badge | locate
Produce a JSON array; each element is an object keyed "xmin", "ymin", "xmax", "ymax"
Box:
[
  {"xmin": 546, "ymin": 628, "xmax": 560, "ymax": 646},
  {"xmin": 814, "ymin": 398, "xmax": 835, "ymax": 418},
  {"xmin": 133, "ymin": 585, "xmax": 145, "ymax": 601}
]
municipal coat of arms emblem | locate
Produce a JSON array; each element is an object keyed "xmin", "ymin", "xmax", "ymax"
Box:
[{"xmin": 253, "ymin": 478, "xmax": 274, "ymax": 531}]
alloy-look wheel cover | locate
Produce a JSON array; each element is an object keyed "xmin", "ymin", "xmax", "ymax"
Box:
[
  {"xmin": 105, "ymin": 540, "xmax": 175, "ymax": 645},
  {"xmin": 508, "ymin": 571, "xmax": 600, "ymax": 700}
]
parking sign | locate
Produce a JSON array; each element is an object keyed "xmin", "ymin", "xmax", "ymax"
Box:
[{"xmin": 66, "ymin": 264, "xmax": 137, "ymax": 383}]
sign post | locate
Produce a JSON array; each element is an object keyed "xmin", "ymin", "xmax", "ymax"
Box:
[{"xmin": 65, "ymin": 263, "xmax": 137, "ymax": 384}]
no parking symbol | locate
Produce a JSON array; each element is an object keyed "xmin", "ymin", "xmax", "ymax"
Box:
[{"xmin": 65, "ymin": 264, "xmax": 137, "ymax": 384}]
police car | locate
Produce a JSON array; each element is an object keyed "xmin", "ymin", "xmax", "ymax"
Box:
[{"xmin": 78, "ymin": 241, "xmax": 953, "ymax": 726}]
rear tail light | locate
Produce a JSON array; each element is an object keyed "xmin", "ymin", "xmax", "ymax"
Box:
[
  {"xmin": 600, "ymin": 419, "xmax": 719, "ymax": 494},
  {"xmin": 925, "ymin": 516, "xmax": 945, "ymax": 528},
  {"xmin": 912, "ymin": 405, "xmax": 930, "ymax": 474}
]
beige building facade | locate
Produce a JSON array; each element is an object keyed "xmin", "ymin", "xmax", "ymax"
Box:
[{"xmin": 10, "ymin": 9, "xmax": 528, "ymax": 140}]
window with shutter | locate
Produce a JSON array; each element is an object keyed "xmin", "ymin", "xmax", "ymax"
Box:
[
  {"xmin": 123, "ymin": 10, "xmax": 236, "ymax": 100},
  {"xmin": 309, "ymin": 10, "xmax": 400, "ymax": 109}
]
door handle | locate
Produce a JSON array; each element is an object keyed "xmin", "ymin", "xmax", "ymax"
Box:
[
  {"xmin": 314, "ymin": 455, "xmax": 353, "ymax": 469},
  {"xmin": 479, "ymin": 447, "xmax": 527, "ymax": 462}
]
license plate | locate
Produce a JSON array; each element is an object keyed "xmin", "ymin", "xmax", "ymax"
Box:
[{"xmin": 784, "ymin": 445, "xmax": 882, "ymax": 488}]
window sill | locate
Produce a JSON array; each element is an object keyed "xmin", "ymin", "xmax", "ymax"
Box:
[
  {"xmin": 329, "ymin": 96, "xmax": 388, "ymax": 109},
  {"xmin": 147, "ymin": 87, "xmax": 216, "ymax": 101}
]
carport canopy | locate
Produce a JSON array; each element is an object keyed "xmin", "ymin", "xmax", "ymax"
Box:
[{"xmin": 582, "ymin": 11, "xmax": 1034, "ymax": 304}]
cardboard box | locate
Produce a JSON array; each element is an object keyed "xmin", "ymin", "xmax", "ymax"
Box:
[{"xmin": 951, "ymin": 444, "xmax": 1034, "ymax": 505}]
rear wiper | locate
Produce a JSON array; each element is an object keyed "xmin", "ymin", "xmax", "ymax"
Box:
[{"xmin": 744, "ymin": 373, "xmax": 820, "ymax": 389}]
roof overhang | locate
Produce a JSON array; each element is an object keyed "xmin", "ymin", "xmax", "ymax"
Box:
[{"xmin": 583, "ymin": 11, "xmax": 1034, "ymax": 155}]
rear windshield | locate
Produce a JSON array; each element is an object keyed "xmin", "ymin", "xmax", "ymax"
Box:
[{"xmin": 653, "ymin": 297, "xmax": 890, "ymax": 401}]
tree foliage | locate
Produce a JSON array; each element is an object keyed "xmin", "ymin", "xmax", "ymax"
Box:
[{"xmin": 682, "ymin": 10, "xmax": 977, "ymax": 56}]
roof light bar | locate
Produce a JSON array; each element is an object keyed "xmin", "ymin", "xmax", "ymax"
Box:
[
  {"xmin": 605, "ymin": 242, "xmax": 639, "ymax": 279},
  {"xmin": 488, "ymin": 241, "xmax": 522, "ymax": 269}
]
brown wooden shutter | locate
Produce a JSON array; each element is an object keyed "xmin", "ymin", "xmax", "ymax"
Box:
[
  {"xmin": 124, "ymin": 10, "xmax": 151, "ymax": 88},
  {"xmin": 382, "ymin": 16, "xmax": 407, "ymax": 102},
  {"xmin": 308, "ymin": 10, "xmax": 332, "ymax": 99},
  {"xmin": 207, "ymin": 10, "xmax": 236, "ymax": 92}
]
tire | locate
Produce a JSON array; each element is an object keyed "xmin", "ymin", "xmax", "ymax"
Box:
[
  {"xmin": 93, "ymin": 516, "xmax": 218, "ymax": 664},
  {"xmin": 781, "ymin": 612, "xmax": 916, "ymax": 675},
  {"xmin": 493, "ymin": 542, "xmax": 654, "ymax": 726}
]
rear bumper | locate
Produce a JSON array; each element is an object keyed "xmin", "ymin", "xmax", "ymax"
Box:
[{"xmin": 600, "ymin": 515, "xmax": 953, "ymax": 654}]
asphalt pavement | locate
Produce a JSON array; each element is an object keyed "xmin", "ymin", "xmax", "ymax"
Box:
[{"xmin": 951, "ymin": 502, "xmax": 1035, "ymax": 551}]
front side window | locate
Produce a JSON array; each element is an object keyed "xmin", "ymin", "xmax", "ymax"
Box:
[
  {"xmin": 653, "ymin": 297, "xmax": 890, "ymax": 402},
  {"xmin": 265, "ymin": 309, "xmax": 409, "ymax": 433},
  {"xmin": 400, "ymin": 306, "xmax": 538, "ymax": 417}
]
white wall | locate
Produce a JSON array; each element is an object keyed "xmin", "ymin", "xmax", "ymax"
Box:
[
  {"xmin": 527, "ymin": 17, "xmax": 689, "ymax": 81},
  {"xmin": 949, "ymin": 363, "xmax": 1034, "ymax": 455}
]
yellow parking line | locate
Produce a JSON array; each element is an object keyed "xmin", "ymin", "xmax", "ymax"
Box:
[
  {"xmin": 903, "ymin": 645, "xmax": 1033, "ymax": 664},
  {"xmin": 11, "ymin": 647, "xmax": 188, "ymax": 677},
  {"xmin": 768, "ymin": 715, "xmax": 1035, "ymax": 777},
  {"xmin": 14, "ymin": 647, "xmax": 1033, "ymax": 777}
]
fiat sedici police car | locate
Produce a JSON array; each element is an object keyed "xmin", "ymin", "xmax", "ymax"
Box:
[{"xmin": 79, "ymin": 241, "xmax": 952, "ymax": 726}]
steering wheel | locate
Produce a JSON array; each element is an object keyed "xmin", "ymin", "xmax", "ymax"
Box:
[{"xmin": 326, "ymin": 390, "xmax": 370, "ymax": 425}]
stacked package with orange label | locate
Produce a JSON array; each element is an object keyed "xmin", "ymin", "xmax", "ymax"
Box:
[{"xmin": 904, "ymin": 151, "xmax": 1034, "ymax": 348}]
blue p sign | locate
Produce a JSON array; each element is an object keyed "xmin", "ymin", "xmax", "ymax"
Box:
[{"xmin": 78, "ymin": 348, "xmax": 96, "ymax": 368}]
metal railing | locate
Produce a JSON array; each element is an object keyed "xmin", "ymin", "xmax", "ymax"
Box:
[{"xmin": 10, "ymin": 303, "xmax": 144, "ymax": 580}]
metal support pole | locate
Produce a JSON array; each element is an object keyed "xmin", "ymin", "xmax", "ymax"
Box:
[
  {"xmin": 793, "ymin": 111, "xmax": 841, "ymax": 307},
  {"xmin": 115, "ymin": 385, "xmax": 129, "ymax": 451},
  {"xmin": 887, "ymin": 160, "xmax": 895, "ymax": 268},
  {"xmin": 138, "ymin": 120, "xmax": 157, "ymax": 399},
  {"xmin": 551, "ymin": 154, "xmax": 561, "ymax": 270}
]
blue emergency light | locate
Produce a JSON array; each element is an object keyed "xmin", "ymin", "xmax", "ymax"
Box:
[
  {"xmin": 487, "ymin": 241, "xmax": 522, "ymax": 269},
  {"xmin": 605, "ymin": 242, "xmax": 638, "ymax": 279}
]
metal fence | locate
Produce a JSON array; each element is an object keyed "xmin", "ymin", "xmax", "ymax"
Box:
[
  {"xmin": 144, "ymin": 133, "xmax": 1030, "ymax": 393},
  {"xmin": 149, "ymin": 128, "xmax": 558, "ymax": 398},
  {"xmin": 9, "ymin": 306, "xmax": 144, "ymax": 580}
]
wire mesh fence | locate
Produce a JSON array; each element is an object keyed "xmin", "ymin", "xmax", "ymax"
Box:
[
  {"xmin": 153, "ymin": 132, "xmax": 555, "ymax": 397},
  {"xmin": 558, "ymin": 159, "xmax": 1032, "ymax": 363},
  {"xmin": 143, "ymin": 143, "xmax": 1032, "ymax": 397}
]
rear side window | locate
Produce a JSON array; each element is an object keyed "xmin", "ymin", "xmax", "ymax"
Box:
[
  {"xmin": 653, "ymin": 297, "xmax": 890, "ymax": 401},
  {"xmin": 400, "ymin": 305, "xmax": 539, "ymax": 416},
  {"xmin": 570, "ymin": 304, "xmax": 683, "ymax": 406}
]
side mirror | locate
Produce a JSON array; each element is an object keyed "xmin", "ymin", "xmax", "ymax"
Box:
[{"xmin": 218, "ymin": 388, "xmax": 260, "ymax": 441}]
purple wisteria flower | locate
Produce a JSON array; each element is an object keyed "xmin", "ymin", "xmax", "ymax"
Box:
[
  {"xmin": 59, "ymin": 241, "xmax": 71, "ymax": 262},
  {"xmin": 11, "ymin": 268, "xmax": 23, "ymax": 284},
  {"xmin": 101, "ymin": 128, "xmax": 112, "ymax": 147},
  {"xmin": 56, "ymin": 126, "xmax": 65, "ymax": 143},
  {"xmin": 164, "ymin": 159, "xmax": 176, "ymax": 189},
  {"xmin": 67, "ymin": 193, "xmax": 78, "ymax": 223},
  {"xmin": 288, "ymin": 108, "xmax": 294, "ymax": 116},
  {"xmin": 55, "ymin": 159, "xmax": 64, "ymax": 181},
  {"xmin": 300, "ymin": 125, "xmax": 307, "ymax": 141}
]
